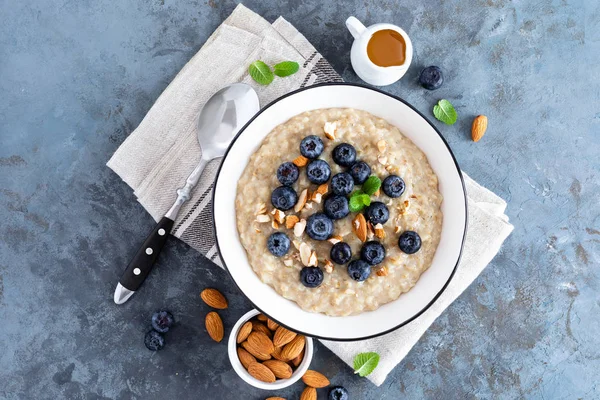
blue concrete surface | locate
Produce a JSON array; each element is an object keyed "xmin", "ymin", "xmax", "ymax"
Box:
[{"xmin": 1, "ymin": 0, "xmax": 599, "ymax": 399}]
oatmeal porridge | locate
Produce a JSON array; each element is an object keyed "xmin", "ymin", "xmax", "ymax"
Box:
[{"xmin": 235, "ymin": 108, "xmax": 443, "ymax": 317}]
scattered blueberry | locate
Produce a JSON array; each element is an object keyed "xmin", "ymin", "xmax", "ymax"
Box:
[
  {"xmin": 300, "ymin": 266, "xmax": 324, "ymax": 288},
  {"xmin": 267, "ymin": 232, "xmax": 291, "ymax": 257},
  {"xmin": 365, "ymin": 201, "xmax": 389, "ymax": 225},
  {"xmin": 330, "ymin": 242, "xmax": 352, "ymax": 265},
  {"xmin": 328, "ymin": 386, "xmax": 350, "ymax": 400},
  {"xmin": 382, "ymin": 175, "xmax": 406, "ymax": 198},
  {"xmin": 398, "ymin": 231, "xmax": 422, "ymax": 254},
  {"xmin": 306, "ymin": 159, "xmax": 331, "ymax": 184},
  {"xmin": 271, "ymin": 186, "xmax": 298, "ymax": 211},
  {"xmin": 419, "ymin": 66, "xmax": 444, "ymax": 90},
  {"xmin": 151, "ymin": 311, "xmax": 175, "ymax": 333},
  {"xmin": 360, "ymin": 241, "xmax": 386, "ymax": 265},
  {"xmin": 144, "ymin": 330, "xmax": 165, "ymax": 351},
  {"xmin": 306, "ymin": 212, "xmax": 334, "ymax": 241},
  {"xmin": 347, "ymin": 259, "xmax": 371, "ymax": 282},
  {"xmin": 332, "ymin": 143, "xmax": 357, "ymax": 167},
  {"xmin": 349, "ymin": 161, "xmax": 371, "ymax": 185},
  {"xmin": 324, "ymin": 195, "xmax": 350, "ymax": 220},
  {"xmin": 330, "ymin": 172, "xmax": 355, "ymax": 196},
  {"xmin": 277, "ymin": 162, "xmax": 299, "ymax": 186},
  {"xmin": 300, "ymin": 135, "xmax": 324, "ymax": 159}
]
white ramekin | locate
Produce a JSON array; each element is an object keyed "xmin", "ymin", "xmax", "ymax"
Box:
[{"xmin": 228, "ymin": 309, "xmax": 313, "ymax": 390}]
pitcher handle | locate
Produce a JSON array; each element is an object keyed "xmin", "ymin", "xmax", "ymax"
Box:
[{"xmin": 346, "ymin": 16, "xmax": 367, "ymax": 39}]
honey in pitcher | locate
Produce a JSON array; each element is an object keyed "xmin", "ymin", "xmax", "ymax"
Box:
[{"xmin": 367, "ymin": 29, "xmax": 406, "ymax": 67}]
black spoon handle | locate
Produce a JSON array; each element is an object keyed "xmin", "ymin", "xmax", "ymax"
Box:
[{"xmin": 119, "ymin": 217, "xmax": 174, "ymax": 291}]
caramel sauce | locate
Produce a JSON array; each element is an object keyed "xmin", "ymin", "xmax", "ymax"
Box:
[{"xmin": 367, "ymin": 29, "xmax": 406, "ymax": 67}]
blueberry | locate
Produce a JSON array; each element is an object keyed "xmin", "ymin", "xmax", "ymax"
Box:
[
  {"xmin": 360, "ymin": 241, "xmax": 386, "ymax": 265},
  {"xmin": 306, "ymin": 212, "xmax": 334, "ymax": 241},
  {"xmin": 306, "ymin": 159, "xmax": 331, "ymax": 184},
  {"xmin": 144, "ymin": 330, "xmax": 165, "ymax": 351},
  {"xmin": 300, "ymin": 266, "xmax": 324, "ymax": 288},
  {"xmin": 330, "ymin": 172, "xmax": 355, "ymax": 196},
  {"xmin": 419, "ymin": 66, "xmax": 444, "ymax": 90},
  {"xmin": 151, "ymin": 311, "xmax": 175, "ymax": 333},
  {"xmin": 330, "ymin": 242, "xmax": 352, "ymax": 265},
  {"xmin": 267, "ymin": 232, "xmax": 291, "ymax": 257},
  {"xmin": 324, "ymin": 195, "xmax": 350, "ymax": 220},
  {"xmin": 365, "ymin": 201, "xmax": 389, "ymax": 225},
  {"xmin": 382, "ymin": 175, "xmax": 406, "ymax": 198},
  {"xmin": 271, "ymin": 186, "xmax": 298, "ymax": 211},
  {"xmin": 347, "ymin": 259, "xmax": 371, "ymax": 282},
  {"xmin": 328, "ymin": 386, "xmax": 350, "ymax": 400},
  {"xmin": 277, "ymin": 162, "xmax": 299, "ymax": 186},
  {"xmin": 300, "ymin": 135, "xmax": 324, "ymax": 159},
  {"xmin": 332, "ymin": 143, "xmax": 357, "ymax": 167},
  {"xmin": 349, "ymin": 161, "xmax": 371, "ymax": 185},
  {"xmin": 398, "ymin": 231, "xmax": 422, "ymax": 254}
]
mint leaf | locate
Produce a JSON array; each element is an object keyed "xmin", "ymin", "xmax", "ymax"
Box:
[
  {"xmin": 249, "ymin": 61, "xmax": 274, "ymax": 85},
  {"xmin": 433, "ymin": 99, "xmax": 457, "ymax": 125},
  {"xmin": 358, "ymin": 194, "xmax": 371, "ymax": 207},
  {"xmin": 362, "ymin": 176, "xmax": 381, "ymax": 196},
  {"xmin": 273, "ymin": 61, "xmax": 299, "ymax": 77},
  {"xmin": 349, "ymin": 193, "xmax": 365, "ymax": 212},
  {"xmin": 353, "ymin": 352, "xmax": 380, "ymax": 377}
]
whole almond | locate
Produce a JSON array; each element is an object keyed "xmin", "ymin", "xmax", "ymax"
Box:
[
  {"xmin": 302, "ymin": 370, "xmax": 330, "ymax": 388},
  {"xmin": 471, "ymin": 115, "xmax": 488, "ymax": 142},
  {"xmin": 237, "ymin": 321, "xmax": 253, "ymax": 344},
  {"xmin": 200, "ymin": 288, "xmax": 228, "ymax": 309},
  {"xmin": 248, "ymin": 331, "xmax": 275, "ymax": 355},
  {"xmin": 271, "ymin": 346, "xmax": 287, "ymax": 361},
  {"xmin": 252, "ymin": 321, "xmax": 273, "ymax": 338},
  {"xmin": 267, "ymin": 318, "xmax": 279, "ymax": 331},
  {"xmin": 352, "ymin": 213, "xmax": 368, "ymax": 242},
  {"xmin": 242, "ymin": 340, "xmax": 272, "ymax": 361},
  {"xmin": 257, "ymin": 314, "xmax": 268, "ymax": 321},
  {"xmin": 273, "ymin": 326, "xmax": 297, "ymax": 347},
  {"xmin": 281, "ymin": 335, "xmax": 305, "ymax": 361},
  {"xmin": 248, "ymin": 362, "xmax": 276, "ymax": 383},
  {"xmin": 300, "ymin": 387, "xmax": 317, "ymax": 400},
  {"xmin": 205, "ymin": 312, "xmax": 224, "ymax": 342},
  {"xmin": 237, "ymin": 347, "xmax": 257, "ymax": 370},
  {"xmin": 291, "ymin": 347, "xmax": 305, "ymax": 367},
  {"xmin": 263, "ymin": 360, "xmax": 293, "ymax": 379}
]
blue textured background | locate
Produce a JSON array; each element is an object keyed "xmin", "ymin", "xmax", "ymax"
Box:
[{"xmin": 1, "ymin": 0, "xmax": 599, "ymax": 399}]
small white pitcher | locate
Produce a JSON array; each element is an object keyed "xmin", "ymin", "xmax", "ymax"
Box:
[{"xmin": 346, "ymin": 16, "xmax": 413, "ymax": 86}]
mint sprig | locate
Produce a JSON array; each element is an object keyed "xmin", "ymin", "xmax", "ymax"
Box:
[
  {"xmin": 362, "ymin": 176, "xmax": 381, "ymax": 196},
  {"xmin": 348, "ymin": 175, "xmax": 380, "ymax": 212},
  {"xmin": 273, "ymin": 61, "xmax": 299, "ymax": 77},
  {"xmin": 249, "ymin": 60, "xmax": 299, "ymax": 85},
  {"xmin": 353, "ymin": 352, "xmax": 380, "ymax": 377},
  {"xmin": 433, "ymin": 99, "xmax": 457, "ymax": 125}
]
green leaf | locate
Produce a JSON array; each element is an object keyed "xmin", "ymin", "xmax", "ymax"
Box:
[
  {"xmin": 358, "ymin": 194, "xmax": 371, "ymax": 207},
  {"xmin": 362, "ymin": 176, "xmax": 381, "ymax": 196},
  {"xmin": 433, "ymin": 99, "xmax": 457, "ymax": 125},
  {"xmin": 349, "ymin": 193, "xmax": 365, "ymax": 212},
  {"xmin": 353, "ymin": 352, "xmax": 380, "ymax": 377},
  {"xmin": 249, "ymin": 61, "xmax": 274, "ymax": 85},
  {"xmin": 273, "ymin": 61, "xmax": 300, "ymax": 77}
]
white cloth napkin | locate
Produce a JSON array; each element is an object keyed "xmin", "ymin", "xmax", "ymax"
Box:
[{"xmin": 107, "ymin": 4, "xmax": 513, "ymax": 386}]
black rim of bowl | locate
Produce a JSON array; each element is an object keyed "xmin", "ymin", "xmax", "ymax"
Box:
[{"xmin": 212, "ymin": 82, "xmax": 468, "ymax": 342}]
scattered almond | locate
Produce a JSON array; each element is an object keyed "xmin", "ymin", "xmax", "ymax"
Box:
[
  {"xmin": 316, "ymin": 183, "xmax": 328, "ymax": 195},
  {"xmin": 352, "ymin": 213, "xmax": 367, "ymax": 242},
  {"xmin": 323, "ymin": 121, "xmax": 337, "ymax": 140},
  {"xmin": 308, "ymin": 250, "xmax": 318, "ymax": 267},
  {"xmin": 295, "ymin": 189, "xmax": 308, "ymax": 212},
  {"xmin": 285, "ymin": 215, "xmax": 299, "ymax": 229},
  {"xmin": 374, "ymin": 223, "xmax": 386, "ymax": 239},
  {"xmin": 267, "ymin": 319, "xmax": 279, "ymax": 331},
  {"xmin": 273, "ymin": 209, "xmax": 285, "ymax": 224},
  {"xmin": 205, "ymin": 312, "xmax": 224, "ymax": 342},
  {"xmin": 377, "ymin": 139, "xmax": 387, "ymax": 152},
  {"xmin": 281, "ymin": 335, "xmax": 305, "ymax": 361},
  {"xmin": 263, "ymin": 360, "xmax": 293, "ymax": 379},
  {"xmin": 237, "ymin": 321, "xmax": 253, "ymax": 343},
  {"xmin": 248, "ymin": 362, "xmax": 276, "ymax": 383},
  {"xmin": 292, "ymin": 348, "xmax": 305, "ymax": 367},
  {"xmin": 242, "ymin": 340, "xmax": 272, "ymax": 361},
  {"xmin": 252, "ymin": 321, "xmax": 273, "ymax": 338},
  {"xmin": 200, "ymin": 288, "xmax": 228, "ymax": 309},
  {"xmin": 471, "ymin": 115, "xmax": 488, "ymax": 142},
  {"xmin": 323, "ymin": 259, "xmax": 334, "ymax": 273},
  {"xmin": 376, "ymin": 266, "xmax": 389, "ymax": 276},
  {"xmin": 302, "ymin": 370, "xmax": 330, "ymax": 388},
  {"xmin": 256, "ymin": 214, "xmax": 271, "ymax": 223},
  {"xmin": 300, "ymin": 386, "xmax": 317, "ymax": 400},
  {"xmin": 273, "ymin": 326, "xmax": 297, "ymax": 347},
  {"xmin": 237, "ymin": 347, "xmax": 257, "ymax": 369},
  {"xmin": 327, "ymin": 235, "xmax": 343, "ymax": 245},
  {"xmin": 293, "ymin": 155, "xmax": 308, "ymax": 167}
]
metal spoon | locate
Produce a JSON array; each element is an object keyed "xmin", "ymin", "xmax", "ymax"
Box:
[{"xmin": 114, "ymin": 83, "xmax": 259, "ymax": 304}]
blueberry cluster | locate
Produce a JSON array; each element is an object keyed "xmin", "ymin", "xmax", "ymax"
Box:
[
  {"xmin": 144, "ymin": 310, "xmax": 175, "ymax": 351},
  {"xmin": 268, "ymin": 135, "xmax": 423, "ymax": 288}
]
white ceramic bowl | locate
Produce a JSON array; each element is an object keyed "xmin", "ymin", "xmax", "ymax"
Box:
[
  {"xmin": 214, "ymin": 83, "xmax": 467, "ymax": 341},
  {"xmin": 228, "ymin": 309, "xmax": 314, "ymax": 390}
]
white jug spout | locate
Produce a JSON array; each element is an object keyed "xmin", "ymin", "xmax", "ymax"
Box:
[{"xmin": 346, "ymin": 16, "xmax": 367, "ymax": 39}]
